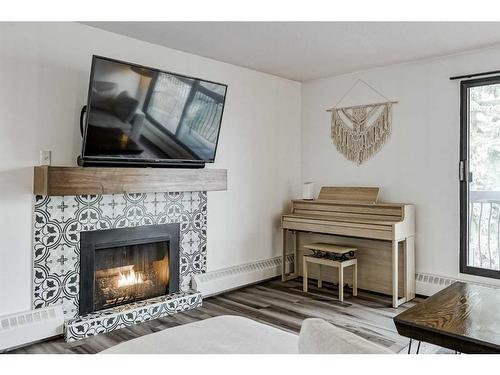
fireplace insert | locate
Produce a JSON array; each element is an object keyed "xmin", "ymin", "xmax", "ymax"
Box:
[{"xmin": 79, "ymin": 224, "xmax": 180, "ymax": 315}]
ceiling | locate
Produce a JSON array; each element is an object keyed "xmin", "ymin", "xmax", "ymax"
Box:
[{"xmin": 84, "ymin": 22, "xmax": 500, "ymax": 82}]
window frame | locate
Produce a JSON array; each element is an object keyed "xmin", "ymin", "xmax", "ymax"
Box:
[{"xmin": 460, "ymin": 75, "xmax": 500, "ymax": 280}]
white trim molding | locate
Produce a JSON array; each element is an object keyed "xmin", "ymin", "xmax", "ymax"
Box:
[
  {"xmin": 415, "ymin": 272, "xmax": 457, "ymax": 296},
  {"xmin": 193, "ymin": 255, "xmax": 294, "ymax": 297},
  {"xmin": 414, "ymin": 271, "xmax": 500, "ymax": 296},
  {"xmin": 0, "ymin": 305, "xmax": 64, "ymax": 352},
  {"xmin": 194, "ymin": 258, "xmax": 472, "ymax": 299}
]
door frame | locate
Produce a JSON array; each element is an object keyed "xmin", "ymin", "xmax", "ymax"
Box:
[{"xmin": 460, "ymin": 75, "xmax": 500, "ymax": 279}]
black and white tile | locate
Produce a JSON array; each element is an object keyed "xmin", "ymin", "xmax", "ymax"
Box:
[
  {"xmin": 33, "ymin": 191, "xmax": 207, "ymax": 319},
  {"xmin": 64, "ymin": 291, "xmax": 202, "ymax": 341}
]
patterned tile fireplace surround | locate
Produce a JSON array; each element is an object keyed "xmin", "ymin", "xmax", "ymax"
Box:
[{"xmin": 33, "ymin": 191, "xmax": 207, "ymax": 341}]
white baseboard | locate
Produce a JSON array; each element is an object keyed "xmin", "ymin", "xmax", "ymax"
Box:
[
  {"xmin": 415, "ymin": 272, "xmax": 457, "ymax": 296},
  {"xmin": 193, "ymin": 255, "xmax": 464, "ymax": 299},
  {"xmin": 415, "ymin": 271, "xmax": 500, "ymax": 296},
  {"xmin": 0, "ymin": 305, "xmax": 64, "ymax": 352},
  {"xmin": 192, "ymin": 255, "xmax": 294, "ymax": 297}
]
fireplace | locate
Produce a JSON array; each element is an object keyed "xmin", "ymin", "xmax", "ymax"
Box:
[{"xmin": 79, "ymin": 224, "xmax": 180, "ymax": 315}]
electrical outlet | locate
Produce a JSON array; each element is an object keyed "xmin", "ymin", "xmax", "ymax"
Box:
[{"xmin": 40, "ymin": 150, "xmax": 51, "ymax": 166}]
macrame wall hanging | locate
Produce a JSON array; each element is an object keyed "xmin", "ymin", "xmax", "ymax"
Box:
[{"xmin": 327, "ymin": 79, "xmax": 397, "ymax": 165}]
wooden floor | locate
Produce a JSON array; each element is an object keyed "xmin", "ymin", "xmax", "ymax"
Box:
[{"xmin": 8, "ymin": 278, "xmax": 451, "ymax": 354}]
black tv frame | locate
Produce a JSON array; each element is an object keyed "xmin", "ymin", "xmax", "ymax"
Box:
[{"xmin": 78, "ymin": 55, "xmax": 228, "ymax": 168}]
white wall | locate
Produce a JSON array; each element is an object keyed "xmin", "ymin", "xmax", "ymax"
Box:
[
  {"xmin": 5, "ymin": 22, "xmax": 499, "ymax": 317},
  {"xmin": 301, "ymin": 46, "xmax": 500, "ymax": 287},
  {"xmin": 0, "ymin": 22, "xmax": 301, "ymax": 316}
]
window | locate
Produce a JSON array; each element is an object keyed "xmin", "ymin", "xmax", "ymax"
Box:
[
  {"xmin": 460, "ymin": 76, "xmax": 500, "ymax": 279},
  {"xmin": 144, "ymin": 73, "xmax": 226, "ymax": 160}
]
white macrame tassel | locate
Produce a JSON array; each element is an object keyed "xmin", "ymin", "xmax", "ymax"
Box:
[{"xmin": 331, "ymin": 103, "xmax": 392, "ymax": 165}]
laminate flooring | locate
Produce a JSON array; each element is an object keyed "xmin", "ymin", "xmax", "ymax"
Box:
[{"xmin": 8, "ymin": 278, "xmax": 451, "ymax": 354}]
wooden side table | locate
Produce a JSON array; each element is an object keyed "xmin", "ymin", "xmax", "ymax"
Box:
[
  {"xmin": 302, "ymin": 243, "xmax": 358, "ymax": 302},
  {"xmin": 394, "ymin": 282, "xmax": 500, "ymax": 353}
]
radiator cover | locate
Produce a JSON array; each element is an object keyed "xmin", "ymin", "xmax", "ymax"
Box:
[{"xmin": 0, "ymin": 305, "xmax": 64, "ymax": 352}]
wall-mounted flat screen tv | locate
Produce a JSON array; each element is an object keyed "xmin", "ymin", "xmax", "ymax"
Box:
[{"xmin": 79, "ymin": 55, "xmax": 227, "ymax": 167}]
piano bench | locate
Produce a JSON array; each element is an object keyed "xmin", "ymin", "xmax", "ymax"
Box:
[{"xmin": 302, "ymin": 243, "xmax": 358, "ymax": 302}]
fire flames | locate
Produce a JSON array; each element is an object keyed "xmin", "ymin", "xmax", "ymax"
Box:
[{"xmin": 117, "ymin": 269, "xmax": 144, "ymax": 287}]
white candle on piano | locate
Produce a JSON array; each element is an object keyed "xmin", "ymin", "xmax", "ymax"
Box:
[{"xmin": 302, "ymin": 182, "xmax": 315, "ymax": 200}]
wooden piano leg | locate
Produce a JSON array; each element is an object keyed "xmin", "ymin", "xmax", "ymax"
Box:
[
  {"xmin": 392, "ymin": 240, "xmax": 399, "ymax": 308},
  {"xmin": 338, "ymin": 264, "xmax": 344, "ymax": 302},
  {"xmin": 281, "ymin": 228, "xmax": 287, "ymax": 281},
  {"xmin": 303, "ymin": 256, "xmax": 308, "ymax": 292},
  {"xmin": 294, "ymin": 231, "xmax": 299, "ymax": 277},
  {"xmin": 318, "ymin": 264, "xmax": 322, "ymax": 288},
  {"xmin": 405, "ymin": 236, "xmax": 416, "ymax": 301},
  {"xmin": 353, "ymin": 261, "xmax": 358, "ymax": 297},
  {"xmin": 282, "ymin": 229, "xmax": 300, "ymax": 281}
]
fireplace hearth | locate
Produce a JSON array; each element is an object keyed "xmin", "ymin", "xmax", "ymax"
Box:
[{"xmin": 79, "ymin": 224, "xmax": 180, "ymax": 315}]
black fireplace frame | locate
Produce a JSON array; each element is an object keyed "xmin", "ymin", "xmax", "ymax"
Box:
[{"xmin": 79, "ymin": 223, "xmax": 180, "ymax": 315}]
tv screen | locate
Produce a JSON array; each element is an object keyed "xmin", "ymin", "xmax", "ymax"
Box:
[{"xmin": 81, "ymin": 56, "xmax": 227, "ymax": 166}]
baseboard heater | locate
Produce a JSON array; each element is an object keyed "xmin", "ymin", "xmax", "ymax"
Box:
[
  {"xmin": 192, "ymin": 255, "xmax": 461, "ymax": 299},
  {"xmin": 0, "ymin": 305, "xmax": 64, "ymax": 352},
  {"xmin": 193, "ymin": 255, "xmax": 294, "ymax": 297}
]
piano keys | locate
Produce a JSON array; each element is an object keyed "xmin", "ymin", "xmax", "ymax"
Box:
[{"xmin": 281, "ymin": 186, "xmax": 415, "ymax": 307}]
